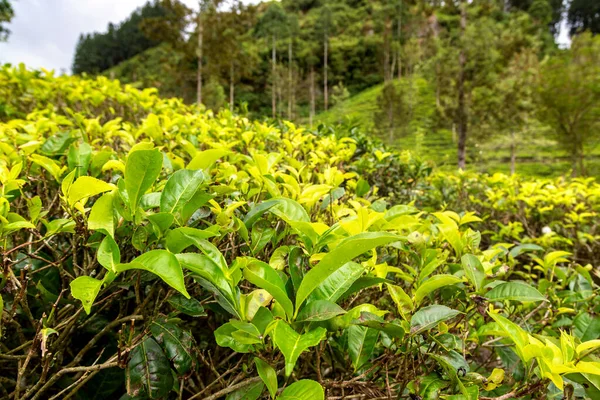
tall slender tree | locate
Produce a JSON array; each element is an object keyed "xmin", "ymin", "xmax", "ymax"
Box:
[
  {"xmin": 457, "ymin": 0, "xmax": 468, "ymax": 170},
  {"xmin": 256, "ymin": 2, "xmax": 288, "ymax": 118},
  {"xmin": 318, "ymin": 4, "xmax": 333, "ymax": 111}
]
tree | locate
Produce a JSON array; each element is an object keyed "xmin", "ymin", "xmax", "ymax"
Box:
[
  {"xmin": 255, "ymin": 2, "xmax": 288, "ymax": 118},
  {"xmin": 287, "ymin": 14, "xmax": 299, "ymax": 119},
  {"xmin": 508, "ymin": 0, "xmax": 564, "ymax": 35},
  {"xmin": 73, "ymin": 1, "xmax": 167, "ymax": 74},
  {"xmin": 568, "ymin": 0, "xmax": 600, "ymax": 35},
  {"xmin": 319, "ymin": 4, "xmax": 332, "ymax": 111},
  {"xmin": 473, "ymin": 50, "xmax": 541, "ymax": 174},
  {"xmin": 196, "ymin": 1, "xmax": 205, "ymax": 106},
  {"xmin": 0, "ymin": 0, "xmax": 14, "ymax": 41},
  {"xmin": 456, "ymin": 0, "xmax": 467, "ymax": 170},
  {"xmin": 537, "ymin": 32, "xmax": 600, "ymax": 176}
]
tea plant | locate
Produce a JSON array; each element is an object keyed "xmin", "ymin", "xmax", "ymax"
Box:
[{"xmin": 0, "ymin": 66, "xmax": 599, "ymax": 400}]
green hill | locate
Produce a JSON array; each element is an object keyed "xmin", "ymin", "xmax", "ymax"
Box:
[
  {"xmin": 104, "ymin": 44, "xmax": 190, "ymax": 101},
  {"xmin": 316, "ymin": 82, "xmax": 600, "ymax": 177}
]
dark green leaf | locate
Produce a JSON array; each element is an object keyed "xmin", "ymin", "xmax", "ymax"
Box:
[
  {"xmin": 127, "ymin": 337, "xmax": 173, "ymax": 399},
  {"xmin": 167, "ymin": 294, "xmax": 206, "ymax": 317},
  {"xmin": 150, "ymin": 320, "xmax": 195, "ymax": 375},
  {"xmin": 347, "ymin": 325, "xmax": 379, "ymax": 371},
  {"xmin": 410, "ymin": 305, "xmax": 461, "ymax": 336}
]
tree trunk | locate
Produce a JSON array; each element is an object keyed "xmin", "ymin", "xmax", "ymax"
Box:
[
  {"xmin": 510, "ymin": 131, "xmax": 516, "ymax": 175},
  {"xmin": 310, "ymin": 66, "xmax": 315, "ymax": 127},
  {"xmin": 397, "ymin": 0, "xmax": 402, "ymax": 80},
  {"xmin": 457, "ymin": 0, "xmax": 468, "ymax": 170},
  {"xmin": 196, "ymin": 6, "xmax": 203, "ymax": 107},
  {"xmin": 271, "ymin": 34, "xmax": 277, "ymax": 119},
  {"xmin": 578, "ymin": 141, "xmax": 586, "ymax": 176},
  {"xmin": 229, "ymin": 62, "xmax": 234, "ymax": 112},
  {"xmin": 288, "ymin": 40, "xmax": 293, "ymax": 120},
  {"xmin": 387, "ymin": 98, "xmax": 394, "ymax": 143},
  {"xmin": 384, "ymin": 17, "xmax": 391, "ymax": 82},
  {"xmin": 324, "ymin": 30, "xmax": 329, "ymax": 111}
]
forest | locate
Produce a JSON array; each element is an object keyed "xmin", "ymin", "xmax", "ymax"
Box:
[
  {"xmin": 0, "ymin": 0, "xmax": 600, "ymax": 399},
  {"xmin": 68, "ymin": 0, "xmax": 600, "ymax": 176}
]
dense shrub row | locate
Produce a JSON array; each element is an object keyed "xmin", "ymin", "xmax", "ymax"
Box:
[{"xmin": 0, "ymin": 66, "xmax": 599, "ymax": 400}]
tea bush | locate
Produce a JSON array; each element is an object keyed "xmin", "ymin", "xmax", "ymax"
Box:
[{"xmin": 1, "ymin": 65, "xmax": 599, "ymax": 400}]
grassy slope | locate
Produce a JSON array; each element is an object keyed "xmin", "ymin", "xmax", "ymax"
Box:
[
  {"xmin": 104, "ymin": 44, "xmax": 190, "ymax": 101},
  {"xmin": 316, "ymin": 84, "xmax": 600, "ymax": 177}
]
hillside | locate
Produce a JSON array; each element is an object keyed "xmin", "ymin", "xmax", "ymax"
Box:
[
  {"xmin": 316, "ymin": 83, "xmax": 600, "ymax": 177},
  {"xmin": 104, "ymin": 44, "xmax": 190, "ymax": 101}
]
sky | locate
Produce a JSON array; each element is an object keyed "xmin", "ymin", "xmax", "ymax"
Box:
[{"xmin": 0, "ymin": 0, "xmax": 571, "ymax": 73}]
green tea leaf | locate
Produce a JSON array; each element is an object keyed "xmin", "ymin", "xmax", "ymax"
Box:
[
  {"xmin": 296, "ymin": 300, "xmax": 346, "ymax": 322},
  {"xmin": 97, "ymin": 235, "xmax": 120, "ymax": 272},
  {"xmin": 410, "ymin": 305, "xmax": 461, "ymax": 335},
  {"xmin": 277, "ymin": 380, "xmax": 324, "ymax": 400},
  {"xmin": 160, "ymin": 169, "xmax": 206, "ymax": 216},
  {"xmin": 414, "ymin": 275, "xmax": 463, "ymax": 306},
  {"xmin": 461, "ymin": 254, "xmax": 485, "ymax": 291},
  {"xmin": 70, "ymin": 276, "xmax": 103, "ymax": 315},
  {"xmin": 88, "ymin": 192, "xmax": 115, "ymax": 237},
  {"xmin": 67, "ymin": 142, "xmax": 92, "ymax": 177},
  {"xmin": 387, "ymin": 283, "xmax": 414, "ymax": 317},
  {"xmin": 244, "ymin": 198, "xmax": 310, "ymax": 228},
  {"xmin": 127, "ymin": 337, "xmax": 173, "ymax": 399},
  {"xmin": 150, "ymin": 320, "xmax": 195, "ymax": 374},
  {"xmin": 350, "ymin": 312, "xmax": 405, "ymax": 338},
  {"xmin": 165, "ymin": 227, "xmax": 220, "ymax": 253},
  {"xmin": 486, "ymin": 281, "xmax": 545, "ymax": 303},
  {"xmin": 117, "ymin": 250, "xmax": 189, "ymax": 299},
  {"xmin": 509, "ymin": 243, "xmax": 544, "ymax": 258},
  {"xmin": 30, "ymin": 154, "xmax": 65, "ymax": 181},
  {"xmin": 310, "ymin": 261, "xmax": 363, "ymax": 303},
  {"xmin": 188, "ymin": 149, "xmax": 231, "ymax": 170},
  {"xmin": 167, "ymin": 294, "xmax": 206, "ymax": 317},
  {"xmin": 254, "ymin": 358, "xmax": 278, "ymax": 399},
  {"xmin": 295, "ymin": 232, "xmax": 400, "ymax": 313},
  {"xmin": 243, "ymin": 260, "xmax": 294, "ymax": 320},
  {"xmin": 146, "ymin": 212, "xmax": 174, "ymax": 237},
  {"xmin": 226, "ymin": 381, "xmax": 264, "ymax": 400},
  {"xmin": 67, "ymin": 176, "xmax": 115, "ymax": 207},
  {"xmin": 271, "ymin": 320, "xmax": 326, "ymax": 376},
  {"xmin": 176, "ymin": 253, "xmax": 239, "ymax": 318},
  {"xmin": 125, "ymin": 149, "xmax": 162, "ymax": 212},
  {"xmin": 347, "ymin": 325, "xmax": 379, "ymax": 371},
  {"xmin": 214, "ymin": 322, "xmax": 254, "ymax": 353}
]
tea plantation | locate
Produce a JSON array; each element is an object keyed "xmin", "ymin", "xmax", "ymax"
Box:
[{"xmin": 1, "ymin": 65, "xmax": 599, "ymax": 399}]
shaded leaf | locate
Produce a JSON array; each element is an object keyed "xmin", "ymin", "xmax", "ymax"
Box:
[
  {"xmin": 411, "ymin": 305, "xmax": 461, "ymax": 336},
  {"xmin": 127, "ymin": 337, "xmax": 173, "ymax": 399},
  {"xmin": 150, "ymin": 320, "xmax": 194, "ymax": 374}
]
